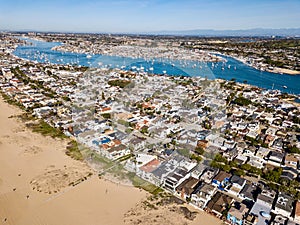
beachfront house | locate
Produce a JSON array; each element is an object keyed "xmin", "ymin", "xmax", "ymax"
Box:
[
  {"xmin": 164, "ymin": 168, "xmax": 190, "ymax": 192},
  {"xmin": 227, "ymin": 202, "xmax": 249, "ymax": 225},
  {"xmin": 191, "ymin": 183, "xmax": 217, "ymax": 209},
  {"xmin": 106, "ymin": 144, "xmax": 130, "ymax": 160},
  {"xmin": 175, "ymin": 176, "xmax": 201, "ymax": 199},
  {"xmin": 206, "ymin": 192, "xmax": 234, "ymax": 218}
]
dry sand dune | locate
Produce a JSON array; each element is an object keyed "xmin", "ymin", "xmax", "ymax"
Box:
[{"xmin": 0, "ymin": 96, "xmax": 222, "ymax": 225}]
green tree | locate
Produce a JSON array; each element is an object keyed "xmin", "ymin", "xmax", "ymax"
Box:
[
  {"xmin": 233, "ymin": 169, "xmax": 245, "ymax": 176},
  {"xmin": 240, "ymin": 164, "xmax": 251, "ymax": 171},
  {"xmin": 264, "ymin": 168, "xmax": 282, "ymax": 183},
  {"xmin": 190, "ymin": 154, "xmax": 202, "ymax": 162},
  {"xmin": 195, "ymin": 146, "xmax": 205, "ymax": 155},
  {"xmin": 214, "ymin": 153, "xmax": 228, "ymax": 164}
]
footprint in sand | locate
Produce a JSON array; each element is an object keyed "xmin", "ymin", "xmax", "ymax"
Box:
[
  {"xmin": 0, "ymin": 135, "xmax": 10, "ymax": 140},
  {"xmin": 6, "ymin": 135, "xmax": 30, "ymax": 146},
  {"xmin": 12, "ymin": 127, "xmax": 25, "ymax": 133},
  {"xmin": 23, "ymin": 146, "xmax": 43, "ymax": 155}
]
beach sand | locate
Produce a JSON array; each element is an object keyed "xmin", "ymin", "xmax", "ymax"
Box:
[
  {"xmin": 124, "ymin": 193, "xmax": 223, "ymax": 225},
  {"xmin": 0, "ymin": 97, "xmax": 146, "ymax": 225},
  {"xmin": 0, "ymin": 96, "xmax": 222, "ymax": 225},
  {"xmin": 267, "ymin": 67, "xmax": 300, "ymax": 75}
]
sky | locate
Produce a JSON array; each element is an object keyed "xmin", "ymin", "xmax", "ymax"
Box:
[{"xmin": 0, "ymin": 0, "xmax": 299, "ymax": 33}]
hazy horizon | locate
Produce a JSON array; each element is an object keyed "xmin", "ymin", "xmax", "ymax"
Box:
[{"xmin": 1, "ymin": 0, "xmax": 300, "ymax": 33}]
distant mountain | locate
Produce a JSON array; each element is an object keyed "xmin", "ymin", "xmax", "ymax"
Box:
[{"xmin": 146, "ymin": 28, "xmax": 300, "ymax": 37}]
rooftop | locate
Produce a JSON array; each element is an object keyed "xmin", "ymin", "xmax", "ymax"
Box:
[
  {"xmin": 206, "ymin": 192, "xmax": 233, "ymax": 214},
  {"xmin": 140, "ymin": 158, "xmax": 161, "ymax": 173},
  {"xmin": 250, "ymin": 202, "xmax": 271, "ymax": 225},
  {"xmin": 213, "ymin": 171, "xmax": 231, "ymax": 182},
  {"xmin": 228, "ymin": 202, "xmax": 248, "ymax": 220}
]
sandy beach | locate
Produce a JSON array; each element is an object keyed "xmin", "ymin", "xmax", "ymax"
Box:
[
  {"xmin": 0, "ymin": 96, "xmax": 146, "ymax": 225},
  {"xmin": 268, "ymin": 67, "xmax": 300, "ymax": 75},
  {"xmin": 0, "ymin": 96, "xmax": 222, "ymax": 225}
]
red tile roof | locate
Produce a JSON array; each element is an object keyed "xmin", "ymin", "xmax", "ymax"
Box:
[{"xmin": 140, "ymin": 159, "xmax": 160, "ymax": 173}]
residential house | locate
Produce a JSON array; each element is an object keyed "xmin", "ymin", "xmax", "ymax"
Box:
[
  {"xmin": 150, "ymin": 155, "xmax": 187, "ymax": 186},
  {"xmin": 175, "ymin": 177, "xmax": 201, "ymax": 199},
  {"xmin": 212, "ymin": 171, "xmax": 231, "ymax": 190},
  {"xmin": 200, "ymin": 167, "xmax": 219, "ymax": 184},
  {"xmin": 285, "ymin": 154, "xmax": 299, "ymax": 169},
  {"xmin": 273, "ymin": 192, "xmax": 294, "ymax": 218},
  {"xmin": 135, "ymin": 154, "xmax": 157, "ymax": 167},
  {"xmin": 191, "ymin": 183, "xmax": 217, "ymax": 209},
  {"xmin": 247, "ymin": 122, "xmax": 260, "ymax": 132},
  {"xmin": 257, "ymin": 189, "xmax": 276, "ymax": 207},
  {"xmin": 248, "ymin": 156, "xmax": 265, "ymax": 169},
  {"xmin": 281, "ymin": 167, "xmax": 298, "ymax": 181},
  {"xmin": 197, "ymin": 140, "xmax": 208, "ymax": 149},
  {"xmin": 287, "ymin": 220, "xmax": 300, "ymax": 225},
  {"xmin": 242, "ymin": 148, "xmax": 256, "ymax": 157},
  {"xmin": 256, "ymin": 147, "xmax": 270, "ymax": 159},
  {"xmin": 150, "ymin": 161, "xmax": 176, "ymax": 186},
  {"xmin": 236, "ymin": 141, "xmax": 248, "ymax": 152},
  {"xmin": 224, "ymin": 148, "xmax": 239, "ymax": 161},
  {"xmin": 239, "ymin": 183, "xmax": 258, "ymax": 202},
  {"xmin": 136, "ymin": 158, "xmax": 161, "ymax": 181},
  {"xmin": 264, "ymin": 135, "xmax": 276, "ymax": 147},
  {"xmin": 248, "ymin": 189, "xmax": 276, "ymax": 225},
  {"xmin": 267, "ymin": 151, "xmax": 284, "ymax": 167},
  {"xmin": 294, "ymin": 201, "xmax": 300, "ymax": 223},
  {"xmin": 234, "ymin": 155, "xmax": 248, "ymax": 166},
  {"xmin": 206, "ymin": 192, "xmax": 233, "ymax": 218},
  {"xmin": 272, "ymin": 138, "xmax": 284, "ymax": 151},
  {"xmin": 227, "ymin": 175, "xmax": 246, "ymax": 196},
  {"xmin": 33, "ymin": 106, "xmax": 53, "ymax": 118},
  {"xmin": 227, "ymin": 202, "xmax": 249, "ymax": 225},
  {"xmin": 106, "ymin": 144, "xmax": 130, "ymax": 160},
  {"xmin": 164, "ymin": 167, "xmax": 190, "ymax": 192},
  {"xmin": 270, "ymin": 215, "xmax": 288, "ymax": 225},
  {"xmin": 247, "ymin": 130, "xmax": 258, "ymax": 140},
  {"xmin": 244, "ymin": 214, "xmax": 259, "ymax": 225},
  {"xmin": 128, "ymin": 136, "xmax": 147, "ymax": 151},
  {"xmin": 265, "ymin": 126, "xmax": 278, "ymax": 136},
  {"xmin": 223, "ymin": 139, "xmax": 236, "ymax": 150}
]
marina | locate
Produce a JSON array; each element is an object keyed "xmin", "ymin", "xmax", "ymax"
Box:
[{"xmin": 13, "ymin": 38, "xmax": 300, "ymax": 95}]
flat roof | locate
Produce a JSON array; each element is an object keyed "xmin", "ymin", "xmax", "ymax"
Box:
[{"xmin": 250, "ymin": 202, "xmax": 271, "ymax": 225}]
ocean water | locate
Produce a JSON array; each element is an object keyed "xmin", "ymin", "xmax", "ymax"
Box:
[{"xmin": 13, "ymin": 38, "xmax": 300, "ymax": 95}]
